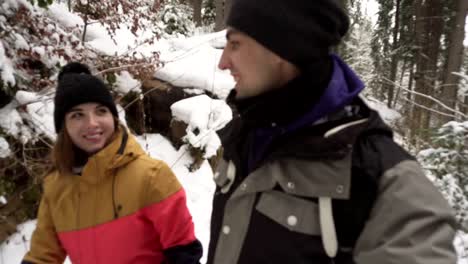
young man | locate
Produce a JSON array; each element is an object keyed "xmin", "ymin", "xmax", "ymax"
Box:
[{"xmin": 207, "ymin": 0, "xmax": 457, "ymax": 264}]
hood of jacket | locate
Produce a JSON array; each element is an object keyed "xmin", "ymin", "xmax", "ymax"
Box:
[
  {"xmin": 76, "ymin": 128, "xmax": 145, "ymax": 185},
  {"xmin": 268, "ymin": 99, "xmax": 394, "ymax": 160},
  {"xmin": 285, "ymin": 54, "xmax": 364, "ymax": 132}
]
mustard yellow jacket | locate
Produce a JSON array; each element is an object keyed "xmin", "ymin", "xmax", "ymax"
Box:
[{"xmin": 23, "ymin": 129, "xmax": 202, "ymax": 264}]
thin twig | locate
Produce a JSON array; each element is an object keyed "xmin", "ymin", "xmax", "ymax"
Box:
[{"xmin": 121, "ymin": 83, "xmax": 164, "ymax": 111}]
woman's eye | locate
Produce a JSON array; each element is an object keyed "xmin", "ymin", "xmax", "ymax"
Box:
[{"xmin": 70, "ymin": 112, "xmax": 82, "ymax": 119}]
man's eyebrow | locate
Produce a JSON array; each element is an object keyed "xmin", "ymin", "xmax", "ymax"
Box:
[{"xmin": 226, "ymin": 29, "xmax": 239, "ymax": 40}]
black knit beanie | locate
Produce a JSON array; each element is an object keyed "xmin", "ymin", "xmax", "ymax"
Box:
[
  {"xmin": 226, "ymin": 0, "xmax": 349, "ymax": 68},
  {"xmin": 54, "ymin": 62, "xmax": 118, "ymax": 133}
]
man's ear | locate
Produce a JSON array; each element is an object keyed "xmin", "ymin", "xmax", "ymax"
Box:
[
  {"xmin": 271, "ymin": 51, "xmax": 286, "ymax": 66},
  {"xmin": 278, "ymin": 57, "xmax": 301, "ymax": 82}
]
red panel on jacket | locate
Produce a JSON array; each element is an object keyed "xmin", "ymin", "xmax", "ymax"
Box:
[{"xmin": 58, "ymin": 190, "xmax": 196, "ymax": 264}]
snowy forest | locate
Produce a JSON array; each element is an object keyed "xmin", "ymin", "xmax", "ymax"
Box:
[{"xmin": 0, "ymin": 0, "xmax": 467, "ymax": 262}]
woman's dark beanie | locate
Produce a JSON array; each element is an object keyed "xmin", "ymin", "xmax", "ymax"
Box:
[
  {"xmin": 226, "ymin": 0, "xmax": 350, "ymax": 68},
  {"xmin": 54, "ymin": 62, "xmax": 118, "ymax": 133}
]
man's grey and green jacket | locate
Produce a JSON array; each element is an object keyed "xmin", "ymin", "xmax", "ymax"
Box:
[{"xmin": 207, "ymin": 56, "xmax": 457, "ymax": 264}]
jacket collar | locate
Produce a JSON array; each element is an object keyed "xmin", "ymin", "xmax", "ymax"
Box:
[
  {"xmin": 270, "ymin": 98, "xmax": 393, "ymax": 160},
  {"xmin": 220, "ymin": 97, "xmax": 393, "ymax": 163},
  {"xmin": 79, "ymin": 128, "xmax": 144, "ymax": 184}
]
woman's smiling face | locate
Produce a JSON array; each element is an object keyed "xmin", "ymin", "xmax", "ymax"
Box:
[{"xmin": 64, "ymin": 102, "xmax": 115, "ymax": 154}]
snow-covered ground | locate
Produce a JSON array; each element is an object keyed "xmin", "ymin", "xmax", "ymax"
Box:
[{"xmin": 0, "ymin": 1, "xmax": 466, "ymax": 263}]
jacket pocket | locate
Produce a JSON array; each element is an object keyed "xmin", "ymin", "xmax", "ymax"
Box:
[{"xmin": 256, "ymin": 191, "xmax": 320, "ymax": 235}]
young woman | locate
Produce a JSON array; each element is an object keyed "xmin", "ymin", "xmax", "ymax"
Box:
[{"xmin": 22, "ymin": 62, "xmax": 202, "ymax": 264}]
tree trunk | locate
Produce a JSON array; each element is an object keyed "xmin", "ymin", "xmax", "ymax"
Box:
[
  {"xmin": 214, "ymin": 0, "xmax": 232, "ymax": 31},
  {"xmin": 392, "ymin": 57, "xmax": 408, "ymax": 108},
  {"xmin": 410, "ymin": 0, "xmax": 424, "ymax": 146},
  {"xmin": 407, "ymin": 61, "xmax": 415, "ymax": 101},
  {"xmin": 224, "ymin": 0, "xmax": 232, "ymax": 22},
  {"xmin": 463, "ymin": 63, "xmax": 468, "ymax": 115},
  {"xmin": 192, "ymin": 0, "xmax": 203, "ymax": 26},
  {"xmin": 387, "ymin": 0, "xmax": 401, "ymax": 108},
  {"xmin": 440, "ymin": 0, "xmax": 468, "ymax": 123},
  {"xmin": 404, "ymin": 61, "xmax": 415, "ymax": 140},
  {"xmin": 82, "ymin": 0, "xmax": 90, "ymax": 42},
  {"xmin": 214, "ymin": 0, "xmax": 224, "ymax": 31},
  {"xmin": 411, "ymin": 0, "xmax": 444, "ymax": 146},
  {"xmin": 464, "ymin": 94, "xmax": 468, "ymax": 115},
  {"xmin": 422, "ymin": 0, "xmax": 443, "ymax": 131}
]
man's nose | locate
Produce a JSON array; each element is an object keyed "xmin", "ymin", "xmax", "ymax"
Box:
[{"xmin": 218, "ymin": 49, "xmax": 230, "ymax": 70}]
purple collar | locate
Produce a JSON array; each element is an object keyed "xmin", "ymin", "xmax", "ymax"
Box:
[
  {"xmin": 285, "ymin": 54, "xmax": 365, "ymax": 133},
  {"xmin": 248, "ymin": 55, "xmax": 365, "ymax": 172}
]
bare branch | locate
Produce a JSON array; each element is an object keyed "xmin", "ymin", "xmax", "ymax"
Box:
[
  {"xmin": 382, "ymin": 76, "xmax": 468, "ymax": 118},
  {"xmin": 95, "ymin": 62, "xmax": 158, "ymax": 76},
  {"xmin": 401, "ymin": 97, "xmax": 458, "ymax": 118}
]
